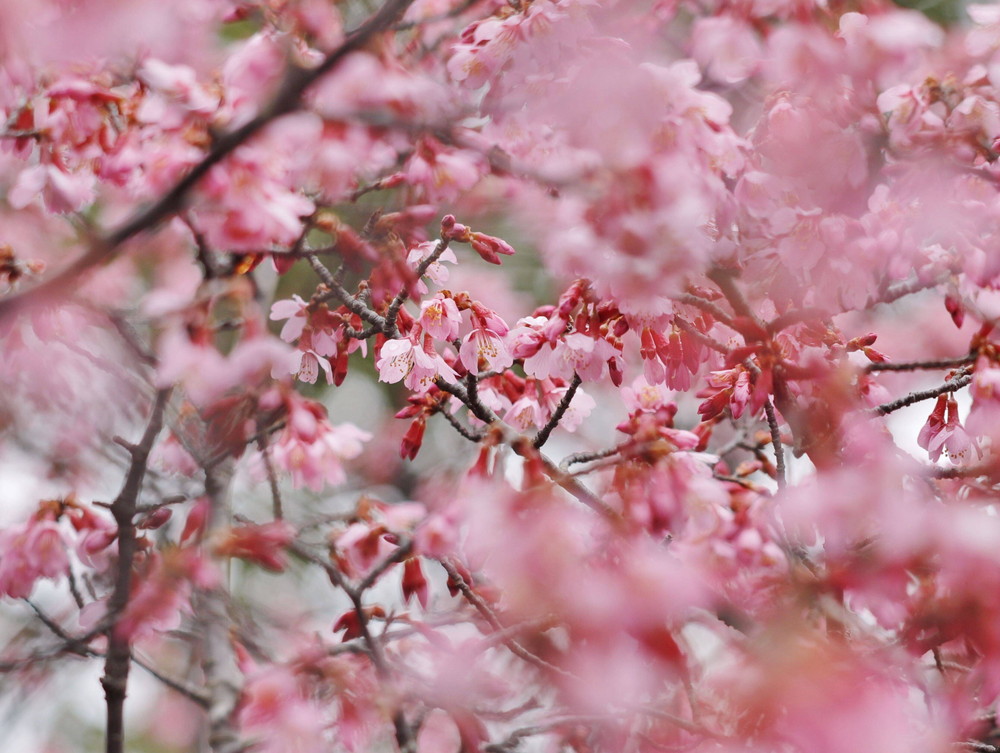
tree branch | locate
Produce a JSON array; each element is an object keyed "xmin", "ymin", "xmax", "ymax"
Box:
[
  {"xmin": 102, "ymin": 388, "xmax": 171, "ymax": 753},
  {"xmin": 533, "ymin": 374, "xmax": 581, "ymax": 449},
  {"xmin": 872, "ymin": 371, "xmax": 973, "ymax": 416},
  {"xmin": 0, "ymin": 0, "xmax": 416, "ymax": 320}
]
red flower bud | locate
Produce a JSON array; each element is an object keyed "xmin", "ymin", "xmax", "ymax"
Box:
[{"xmin": 400, "ymin": 416, "xmax": 426, "ymax": 460}]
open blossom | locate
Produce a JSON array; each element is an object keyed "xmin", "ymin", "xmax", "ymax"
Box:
[
  {"xmin": 408, "ymin": 240, "xmax": 458, "ymax": 290},
  {"xmin": 459, "ymin": 325, "xmax": 513, "ymax": 374},
  {"xmin": 506, "ymin": 392, "xmax": 546, "ymax": 431},
  {"xmin": 524, "ymin": 332, "xmax": 614, "ymax": 382},
  {"xmin": 270, "ymin": 295, "xmax": 310, "ymax": 343},
  {"xmin": 270, "ymin": 419, "xmax": 371, "ymax": 492},
  {"xmin": 419, "ymin": 295, "xmax": 462, "ymax": 342},
  {"xmin": 377, "ymin": 336, "xmax": 457, "ymax": 391},
  {"xmin": 255, "ymin": 390, "xmax": 371, "ymax": 492}
]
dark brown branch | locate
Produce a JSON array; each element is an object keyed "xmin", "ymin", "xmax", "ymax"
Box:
[
  {"xmin": 198, "ymin": 464, "xmax": 244, "ymax": 753},
  {"xmin": 559, "ymin": 446, "xmax": 623, "ymax": 471},
  {"xmin": 439, "ymin": 560, "xmax": 573, "ymax": 680},
  {"xmin": 707, "ymin": 267, "xmax": 767, "ymax": 335},
  {"xmin": 436, "ymin": 404, "xmax": 486, "ymax": 442},
  {"xmin": 766, "ymin": 307, "xmax": 829, "ymax": 334},
  {"xmin": 868, "ymin": 273, "xmax": 949, "ymax": 308},
  {"xmin": 256, "ymin": 433, "xmax": 284, "ymax": 520},
  {"xmin": 0, "ymin": 0, "xmax": 416, "ymax": 320},
  {"xmin": 673, "ymin": 316, "xmax": 729, "ymax": 355},
  {"xmin": 384, "ymin": 237, "xmax": 452, "ymax": 339},
  {"xmin": 356, "ymin": 539, "xmax": 414, "ymax": 593},
  {"xmin": 763, "ymin": 400, "xmax": 786, "ymax": 490},
  {"xmin": 102, "ymin": 388, "xmax": 171, "ymax": 753},
  {"xmin": 872, "ymin": 372, "xmax": 973, "ymax": 416},
  {"xmin": 673, "ymin": 293, "xmax": 736, "ymax": 328},
  {"xmin": 434, "ymin": 376, "xmax": 497, "ymax": 425},
  {"xmin": 132, "ymin": 654, "xmax": 210, "ymax": 708},
  {"xmin": 434, "ymin": 377, "xmax": 621, "ymax": 521},
  {"xmin": 865, "ymin": 355, "xmax": 976, "ymax": 373},
  {"xmin": 308, "ymin": 255, "xmax": 388, "ymax": 330},
  {"xmin": 533, "ymin": 374, "xmax": 581, "ymax": 449}
]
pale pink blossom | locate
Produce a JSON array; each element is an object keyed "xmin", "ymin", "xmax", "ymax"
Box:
[
  {"xmin": 459, "ymin": 326, "xmax": 513, "ymax": 374},
  {"xmin": 0, "ymin": 516, "xmax": 70, "ymax": 598},
  {"xmin": 237, "ymin": 666, "xmax": 329, "ymax": 753},
  {"xmin": 377, "ymin": 337, "xmax": 457, "ymax": 391},
  {"xmin": 408, "ymin": 241, "xmax": 458, "ymax": 289},
  {"xmin": 270, "ymin": 295, "xmax": 310, "ymax": 343},
  {"xmin": 419, "ymin": 295, "xmax": 462, "ymax": 342}
]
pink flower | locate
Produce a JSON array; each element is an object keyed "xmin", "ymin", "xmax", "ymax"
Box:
[
  {"xmin": 256, "ymin": 391, "xmax": 372, "ymax": 492},
  {"xmin": 918, "ymin": 395, "xmax": 981, "ymax": 465},
  {"xmin": 544, "ymin": 383, "xmax": 596, "ymax": 432},
  {"xmin": 238, "ymin": 665, "xmax": 329, "ymax": 753},
  {"xmin": 295, "ymin": 350, "xmax": 334, "ymax": 385},
  {"xmin": 404, "ymin": 137, "xmax": 485, "ymax": 202},
  {"xmin": 621, "ymin": 376, "xmax": 675, "ymax": 413},
  {"xmin": 213, "ymin": 521, "xmax": 296, "ymax": 572},
  {"xmin": 523, "ymin": 332, "xmax": 613, "ymax": 382},
  {"xmin": 506, "ymin": 392, "xmax": 546, "ymax": 431},
  {"xmin": 419, "ymin": 295, "xmax": 462, "ymax": 342},
  {"xmin": 459, "ymin": 326, "xmax": 512, "ymax": 374},
  {"xmin": 408, "ymin": 241, "xmax": 458, "ymax": 289},
  {"xmin": 377, "ymin": 337, "xmax": 457, "ymax": 391},
  {"xmin": 271, "ymin": 421, "xmax": 371, "ymax": 492},
  {"xmin": 0, "ymin": 517, "xmax": 70, "ymax": 599},
  {"xmin": 8, "ymin": 164, "xmax": 96, "ymax": 214},
  {"xmin": 270, "ymin": 295, "xmax": 309, "ymax": 343}
]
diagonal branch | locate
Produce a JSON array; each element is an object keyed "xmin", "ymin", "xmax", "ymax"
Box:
[
  {"xmin": 533, "ymin": 374, "xmax": 581, "ymax": 449},
  {"xmin": 872, "ymin": 371, "xmax": 973, "ymax": 416},
  {"xmin": 0, "ymin": 0, "xmax": 416, "ymax": 321}
]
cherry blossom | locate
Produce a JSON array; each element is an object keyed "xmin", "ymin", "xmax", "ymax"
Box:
[{"xmin": 7, "ymin": 2, "xmax": 1000, "ymax": 753}]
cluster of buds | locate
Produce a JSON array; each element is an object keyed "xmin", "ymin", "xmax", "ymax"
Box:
[{"xmin": 440, "ymin": 214, "xmax": 516, "ymax": 265}]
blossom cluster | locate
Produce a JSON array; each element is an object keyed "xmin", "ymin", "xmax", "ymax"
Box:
[{"xmin": 4, "ymin": 1, "xmax": 1000, "ymax": 753}]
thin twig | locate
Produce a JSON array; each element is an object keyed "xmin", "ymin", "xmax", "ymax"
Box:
[
  {"xmin": 706, "ymin": 267, "xmax": 767, "ymax": 336},
  {"xmin": 763, "ymin": 399, "xmax": 785, "ymax": 490},
  {"xmin": 384, "ymin": 237, "xmax": 452, "ymax": 338},
  {"xmin": 766, "ymin": 307, "xmax": 829, "ymax": 334},
  {"xmin": 865, "ymin": 355, "xmax": 976, "ymax": 373},
  {"xmin": 673, "ymin": 317, "xmax": 729, "ymax": 355},
  {"xmin": 440, "ymin": 560, "xmax": 574, "ymax": 680},
  {"xmin": 872, "ymin": 372, "xmax": 973, "ymax": 416},
  {"xmin": 437, "ymin": 405, "xmax": 486, "ymax": 442},
  {"xmin": 673, "ymin": 293, "xmax": 736, "ymax": 329},
  {"xmin": 559, "ymin": 445, "xmax": 623, "ymax": 472},
  {"xmin": 308, "ymin": 255, "xmax": 388, "ymax": 330},
  {"xmin": 256, "ymin": 433, "xmax": 283, "ymax": 520},
  {"xmin": 533, "ymin": 374, "xmax": 581, "ymax": 449}
]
